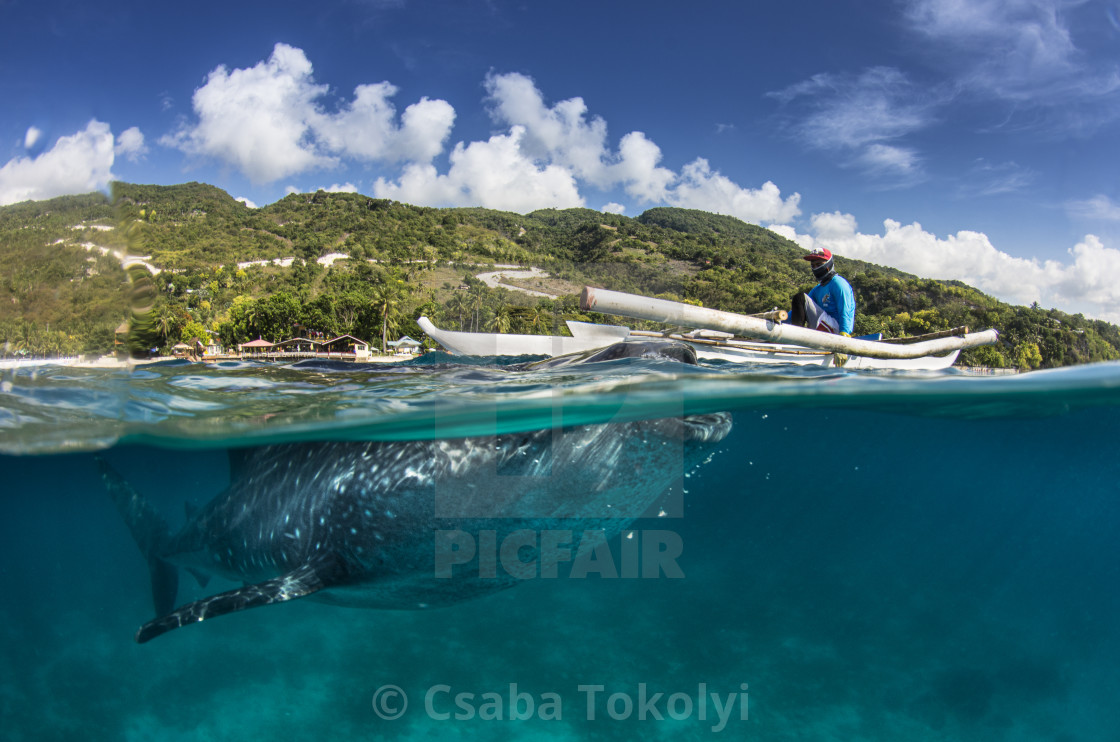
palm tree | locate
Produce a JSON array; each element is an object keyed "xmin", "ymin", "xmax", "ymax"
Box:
[
  {"xmin": 371, "ymin": 282, "xmax": 404, "ymax": 355},
  {"xmin": 449, "ymin": 292, "xmax": 469, "ymax": 331},
  {"xmin": 468, "ymin": 290, "xmax": 484, "ymax": 332},
  {"xmin": 155, "ymin": 308, "xmax": 178, "ymax": 346},
  {"xmin": 487, "ymin": 306, "xmax": 512, "ymax": 334}
]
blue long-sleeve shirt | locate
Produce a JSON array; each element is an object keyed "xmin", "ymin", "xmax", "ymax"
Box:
[{"xmin": 808, "ymin": 275, "xmax": 856, "ymax": 334}]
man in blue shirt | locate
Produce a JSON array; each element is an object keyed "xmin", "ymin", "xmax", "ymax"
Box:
[{"xmin": 789, "ymin": 248, "xmax": 855, "ymax": 335}]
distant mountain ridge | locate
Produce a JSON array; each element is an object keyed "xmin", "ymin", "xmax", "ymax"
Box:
[{"xmin": 1, "ymin": 182, "xmax": 1117, "ymax": 369}]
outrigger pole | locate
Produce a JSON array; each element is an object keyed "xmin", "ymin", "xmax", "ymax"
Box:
[{"xmin": 580, "ymin": 287, "xmax": 999, "ymax": 361}]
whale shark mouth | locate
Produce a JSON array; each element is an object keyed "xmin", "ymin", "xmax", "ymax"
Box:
[{"xmin": 667, "ymin": 413, "xmax": 734, "ymax": 442}]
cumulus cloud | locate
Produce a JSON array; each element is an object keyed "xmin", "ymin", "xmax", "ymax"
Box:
[
  {"xmin": 373, "ymin": 126, "xmax": 583, "ymax": 212},
  {"xmin": 24, "ymin": 127, "xmax": 42, "ymax": 149},
  {"xmin": 779, "ymin": 210, "xmax": 1120, "ymax": 323},
  {"xmin": 483, "ymin": 72, "xmax": 678, "ymax": 202},
  {"xmin": 0, "ymin": 120, "xmax": 117, "ymax": 205},
  {"xmin": 162, "ymin": 43, "xmax": 455, "ymax": 184},
  {"xmin": 607, "ymin": 131, "xmax": 675, "ymax": 203},
  {"xmin": 374, "ymin": 70, "xmax": 800, "ymax": 220},
  {"xmin": 668, "ymin": 159, "xmax": 801, "ymax": 224},
  {"xmin": 115, "ymin": 126, "xmax": 148, "ymax": 161},
  {"xmin": 485, "ymin": 72, "xmax": 612, "ymax": 187}
]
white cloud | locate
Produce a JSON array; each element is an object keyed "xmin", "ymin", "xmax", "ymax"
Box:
[
  {"xmin": 608, "ymin": 131, "xmax": 675, "ymax": 203},
  {"xmin": 483, "ymin": 71, "xmax": 682, "ymax": 204},
  {"xmin": 379, "ymin": 70, "xmax": 797, "ymax": 222},
  {"xmin": 24, "ymin": 127, "xmax": 42, "ymax": 149},
  {"xmin": 786, "ymin": 211, "xmax": 1120, "ymax": 323},
  {"xmin": 905, "ymin": 0, "xmax": 1077, "ymax": 94},
  {"xmin": 162, "ymin": 43, "xmax": 455, "ymax": 184},
  {"xmin": 769, "ymin": 67, "xmax": 937, "ymax": 181},
  {"xmin": 115, "ymin": 126, "xmax": 148, "ymax": 161},
  {"xmin": 235, "ymin": 196, "xmax": 258, "ymax": 208},
  {"xmin": 958, "ymin": 160, "xmax": 1036, "ymax": 197},
  {"xmin": 163, "ymin": 43, "xmax": 331, "ymax": 183},
  {"xmin": 1067, "ymin": 194, "xmax": 1120, "ymax": 221},
  {"xmin": 1054, "ymin": 235, "xmax": 1120, "ymax": 316},
  {"xmin": 859, "ymin": 143, "xmax": 922, "ymax": 179},
  {"xmin": 0, "ymin": 120, "xmax": 116, "ymax": 205},
  {"xmin": 321, "ymin": 182, "xmax": 358, "ymax": 193},
  {"xmin": 901, "ymin": 0, "xmax": 1120, "ymax": 129},
  {"xmin": 373, "ymin": 126, "xmax": 583, "ymax": 212},
  {"xmin": 315, "ymin": 85, "xmax": 455, "ymax": 163},
  {"xmin": 601, "ymin": 202, "xmax": 626, "ymax": 215},
  {"xmin": 668, "ymin": 159, "xmax": 802, "ymax": 224},
  {"xmin": 485, "ymin": 72, "xmax": 612, "ymax": 187}
]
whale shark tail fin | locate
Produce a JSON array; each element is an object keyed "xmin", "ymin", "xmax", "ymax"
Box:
[
  {"xmin": 135, "ymin": 554, "xmax": 348, "ymax": 643},
  {"xmin": 96, "ymin": 457, "xmax": 180, "ymax": 617}
]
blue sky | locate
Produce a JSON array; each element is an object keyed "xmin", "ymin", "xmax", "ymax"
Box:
[{"xmin": 4, "ymin": 0, "xmax": 1120, "ymax": 320}]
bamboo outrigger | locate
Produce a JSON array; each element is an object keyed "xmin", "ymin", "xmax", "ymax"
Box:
[
  {"xmin": 417, "ymin": 288, "xmax": 1000, "ymax": 370},
  {"xmin": 580, "ymin": 287, "xmax": 1000, "ymax": 362}
]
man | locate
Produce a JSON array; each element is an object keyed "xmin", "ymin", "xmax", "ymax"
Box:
[{"xmin": 789, "ymin": 247, "xmax": 855, "ymax": 335}]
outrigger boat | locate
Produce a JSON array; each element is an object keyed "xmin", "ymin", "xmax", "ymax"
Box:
[{"xmin": 418, "ymin": 287, "xmax": 1000, "ymax": 370}]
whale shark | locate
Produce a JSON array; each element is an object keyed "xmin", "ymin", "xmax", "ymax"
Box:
[{"xmin": 102, "ymin": 340, "xmax": 732, "ymax": 642}]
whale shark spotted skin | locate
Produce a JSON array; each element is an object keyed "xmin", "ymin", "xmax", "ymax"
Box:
[{"xmin": 101, "ymin": 340, "xmax": 732, "ymax": 643}]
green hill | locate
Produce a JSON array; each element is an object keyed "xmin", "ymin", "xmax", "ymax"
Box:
[{"xmin": 1, "ymin": 182, "xmax": 1117, "ymax": 369}]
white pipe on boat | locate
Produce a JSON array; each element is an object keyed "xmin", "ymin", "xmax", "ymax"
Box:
[{"xmin": 581, "ymin": 287, "xmax": 999, "ymax": 360}]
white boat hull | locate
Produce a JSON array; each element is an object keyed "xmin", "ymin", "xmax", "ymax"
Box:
[
  {"xmin": 418, "ymin": 317, "xmax": 960, "ymax": 370},
  {"xmin": 417, "ymin": 317, "xmax": 629, "ymax": 357}
]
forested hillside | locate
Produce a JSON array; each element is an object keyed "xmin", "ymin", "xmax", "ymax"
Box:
[{"xmin": 2, "ymin": 182, "xmax": 1118, "ymax": 369}]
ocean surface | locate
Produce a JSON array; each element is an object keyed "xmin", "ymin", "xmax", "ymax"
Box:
[{"xmin": 2, "ymin": 352, "xmax": 1119, "ymax": 741}]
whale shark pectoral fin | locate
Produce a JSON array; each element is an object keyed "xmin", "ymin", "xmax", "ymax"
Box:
[{"xmin": 135, "ymin": 554, "xmax": 349, "ymax": 644}]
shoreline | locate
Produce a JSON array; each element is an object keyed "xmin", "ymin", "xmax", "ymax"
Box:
[{"xmin": 1, "ymin": 353, "xmax": 423, "ymax": 370}]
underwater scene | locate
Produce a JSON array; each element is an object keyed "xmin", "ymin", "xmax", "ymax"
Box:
[{"xmin": 2, "ymin": 351, "xmax": 1119, "ymax": 741}]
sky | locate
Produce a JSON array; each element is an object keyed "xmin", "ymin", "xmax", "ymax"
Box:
[{"xmin": 3, "ymin": 0, "xmax": 1120, "ymax": 321}]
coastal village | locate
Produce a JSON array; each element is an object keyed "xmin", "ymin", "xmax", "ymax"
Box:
[{"xmin": 166, "ymin": 332, "xmax": 424, "ymax": 363}]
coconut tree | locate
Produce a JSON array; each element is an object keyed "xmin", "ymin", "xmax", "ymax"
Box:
[
  {"xmin": 371, "ymin": 281, "xmax": 405, "ymax": 354},
  {"xmin": 487, "ymin": 305, "xmax": 513, "ymax": 334},
  {"xmin": 449, "ymin": 292, "xmax": 469, "ymax": 331},
  {"xmin": 468, "ymin": 289, "xmax": 485, "ymax": 332}
]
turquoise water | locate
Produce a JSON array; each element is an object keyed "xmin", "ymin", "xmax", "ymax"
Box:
[{"xmin": 2, "ymin": 354, "xmax": 1120, "ymax": 740}]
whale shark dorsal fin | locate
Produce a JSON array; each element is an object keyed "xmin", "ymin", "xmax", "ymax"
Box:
[{"xmin": 135, "ymin": 554, "xmax": 349, "ymax": 644}]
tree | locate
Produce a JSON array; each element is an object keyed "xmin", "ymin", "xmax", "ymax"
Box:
[
  {"xmin": 154, "ymin": 305, "xmax": 187, "ymax": 347},
  {"xmin": 180, "ymin": 320, "xmax": 209, "ymax": 345},
  {"xmin": 449, "ymin": 292, "xmax": 469, "ymax": 331},
  {"xmin": 371, "ymin": 280, "xmax": 405, "ymax": 354},
  {"xmin": 487, "ymin": 305, "xmax": 512, "ymax": 334},
  {"xmin": 1014, "ymin": 341, "xmax": 1043, "ymax": 371}
]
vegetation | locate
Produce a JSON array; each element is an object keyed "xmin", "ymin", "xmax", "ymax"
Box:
[{"xmin": 1, "ymin": 181, "xmax": 1118, "ymax": 370}]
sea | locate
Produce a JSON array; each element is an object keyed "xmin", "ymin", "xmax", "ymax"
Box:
[{"xmin": 2, "ymin": 352, "xmax": 1119, "ymax": 741}]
